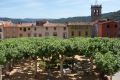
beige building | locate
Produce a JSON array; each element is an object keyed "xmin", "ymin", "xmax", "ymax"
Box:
[
  {"xmin": 31, "ymin": 21, "xmax": 68, "ymax": 38},
  {"xmin": 67, "ymin": 22, "xmax": 93, "ymax": 38},
  {"xmin": 18, "ymin": 26, "xmax": 32, "ymax": 37},
  {"xmin": 3, "ymin": 26, "xmax": 19, "ymax": 38},
  {"xmin": 0, "ymin": 23, "xmax": 4, "ymax": 39},
  {"xmin": 1, "ymin": 21, "xmax": 68, "ymax": 39}
]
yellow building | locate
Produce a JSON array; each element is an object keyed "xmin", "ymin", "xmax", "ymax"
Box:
[
  {"xmin": 0, "ymin": 23, "xmax": 4, "ymax": 39},
  {"xmin": 67, "ymin": 22, "xmax": 93, "ymax": 38}
]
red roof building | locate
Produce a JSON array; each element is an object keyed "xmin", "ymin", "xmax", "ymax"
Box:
[{"xmin": 95, "ymin": 19, "xmax": 119, "ymax": 38}]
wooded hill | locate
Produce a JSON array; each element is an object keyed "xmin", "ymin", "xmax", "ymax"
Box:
[{"xmin": 0, "ymin": 10, "xmax": 120, "ymax": 23}]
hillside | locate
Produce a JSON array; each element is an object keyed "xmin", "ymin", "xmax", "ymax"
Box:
[
  {"xmin": 0, "ymin": 10, "xmax": 120, "ymax": 23},
  {"xmin": 101, "ymin": 10, "xmax": 120, "ymax": 20}
]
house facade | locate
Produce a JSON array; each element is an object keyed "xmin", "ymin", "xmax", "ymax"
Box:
[
  {"xmin": 1, "ymin": 21, "xmax": 68, "ymax": 39},
  {"xmin": 31, "ymin": 21, "xmax": 68, "ymax": 38},
  {"xmin": 67, "ymin": 22, "xmax": 93, "ymax": 38},
  {"xmin": 95, "ymin": 20, "xmax": 119, "ymax": 38},
  {"xmin": 0, "ymin": 23, "xmax": 4, "ymax": 39}
]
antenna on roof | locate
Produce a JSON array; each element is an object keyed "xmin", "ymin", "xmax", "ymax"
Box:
[{"xmin": 95, "ymin": 0, "xmax": 98, "ymax": 5}]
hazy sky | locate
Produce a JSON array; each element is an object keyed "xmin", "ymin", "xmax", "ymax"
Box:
[{"xmin": 0, "ymin": 0, "xmax": 119, "ymax": 18}]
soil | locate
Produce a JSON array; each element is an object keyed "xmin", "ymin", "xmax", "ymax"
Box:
[{"xmin": 3, "ymin": 55, "xmax": 100, "ymax": 80}]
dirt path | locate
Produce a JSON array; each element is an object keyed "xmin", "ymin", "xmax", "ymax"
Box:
[{"xmin": 3, "ymin": 56, "xmax": 99, "ymax": 80}]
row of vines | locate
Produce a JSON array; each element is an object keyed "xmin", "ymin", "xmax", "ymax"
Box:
[{"xmin": 0, "ymin": 37, "xmax": 120, "ymax": 80}]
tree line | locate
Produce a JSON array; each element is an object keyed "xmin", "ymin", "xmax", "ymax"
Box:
[{"xmin": 0, "ymin": 37, "xmax": 120, "ymax": 80}]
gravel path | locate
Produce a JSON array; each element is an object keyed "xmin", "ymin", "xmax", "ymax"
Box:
[{"xmin": 113, "ymin": 72, "xmax": 120, "ymax": 80}]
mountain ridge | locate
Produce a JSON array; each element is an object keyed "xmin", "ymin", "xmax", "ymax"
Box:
[{"xmin": 0, "ymin": 10, "xmax": 120, "ymax": 23}]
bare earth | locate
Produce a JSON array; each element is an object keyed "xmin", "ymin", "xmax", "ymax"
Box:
[{"xmin": 3, "ymin": 55, "xmax": 100, "ymax": 80}]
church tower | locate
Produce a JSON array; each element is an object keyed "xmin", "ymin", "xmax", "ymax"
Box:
[{"xmin": 91, "ymin": 0, "xmax": 102, "ymax": 21}]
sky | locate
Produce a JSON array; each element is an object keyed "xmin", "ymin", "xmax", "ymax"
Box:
[{"xmin": 0, "ymin": 0, "xmax": 120, "ymax": 19}]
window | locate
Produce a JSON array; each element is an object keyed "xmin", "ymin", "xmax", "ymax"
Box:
[
  {"xmin": 32, "ymin": 24, "xmax": 34, "ymax": 27},
  {"xmin": 119, "ymin": 34, "xmax": 120, "ymax": 37},
  {"xmin": 78, "ymin": 31, "xmax": 81, "ymax": 36},
  {"xmin": 85, "ymin": 31, "xmax": 88, "ymax": 36},
  {"xmin": 115, "ymin": 24, "xmax": 118, "ymax": 28},
  {"xmin": 63, "ymin": 32, "xmax": 67, "ymax": 38},
  {"xmin": 19, "ymin": 34, "xmax": 23, "ymax": 37},
  {"xmin": 23, "ymin": 28, "xmax": 26, "ymax": 32},
  {"xmin": 71, "ymin": 31, "xmax": 74, "ymax": 36},
  {"xmin": 20, "ymin": 28, "xmax": 22, "ymax": 31},
  {"xmin": 34, "ymin": 33, "xmax": 37, "ymax": 37},
  {"xmin": 64, "ymin": 27, "xmax": 66, "ymax": 30},
  {"xmin": 39, "ymin": 34, "xmax": 42, "ymax": 37},
  {"xmin": 45, "ymin": 32, "xmax": 49, "ymax": 36},
  {"xmin": 46, "ymin": 27, "xmax": 48, "ymax": 30},
  {"xmin": 0, "ymin": 28, "xmax": 2, "ymax": 32},
  {"xmin": 12, "ymin": 36, "xmax": 16, "ymax": 38},
  {"xmin": 54, "ymin": 27, "xmax": 56, "ymax": 30},
  {"xmin": 34, "ymin": 27, "xmax": 37, "ymax": 31},
  {"xmin": 53, "ymin": 32, "xmax": 57, "ymax": 36},
  {"xmin": 0, "ymin": 34, "xmax": 1, "ymax": 39},
  {"xmin": 28, "ymin": 33, "xmax": 31, "ymax": 37},
  {"xmin": 107, "ymin": 25, "xmax": 110, "ymax": 28},
  {"xmin": 28, "ymin": 28, "xmax": 31, "ymax": 30}
]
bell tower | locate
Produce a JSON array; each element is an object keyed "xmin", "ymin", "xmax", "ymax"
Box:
[{"xmin": 91, "ymin": 0, "xmax": 102, "ymax": 21}]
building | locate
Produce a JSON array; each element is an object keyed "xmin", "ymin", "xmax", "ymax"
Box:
[
  {"xmin": 118, "ymin": 21, "xmax": 120, "ymax": 37},
  {"xmin": 95, "ymin": 19, "xmax": 119, "ymax": 37},
  {"xmin": 1, "ymin": 2, "xmax": 120, "ymax": 39},
  {"xmin": 17, "ymin": 26, "xmax": 31, "ymax": 38},
  {"xmin": 0, "ymin": 21, "xmax": 13, "ymax": 27},
  {"xmin": 67, "ymin": 22, "xmax": 93, "ymax": 38},
  {"xmin": 1, "ymin": 21, "xmax": 68, "ymax": 39},
  {"xmin": 31, "ymin": 21, "xmax": 68, "ymax": 38},
  {"xmin": 3, "ymin": 26, "xmax": 19, "ymax": 38},
  {"xmin": 91, "ymin": 5, "xmax": 102, "ymax": 21},
  {"xmin": 0, "ymin": 23, "xmax": 4, "ymax": 39}
]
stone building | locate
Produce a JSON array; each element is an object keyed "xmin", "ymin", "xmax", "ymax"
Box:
[
  {"xmin": 118, "ymin": 21, "xmax": 120, "ymax": 37},
  {"xmin": 67, "ymin": 22, "xmax": 93, "ymax": 38},
  {"xmin": 31, "ymin": 21, "xmax": 68, "ymax": 38},
  {"xmin": 1, "ymin": 21, "xmax": 68, "ymax": 39},
  {"xmin": 95, "ymin": 19, "xmax": 119, "ymax": 37},
  {"xmin": 0, "ymin": 23, "xmax": 4, "ymax": 39}
]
